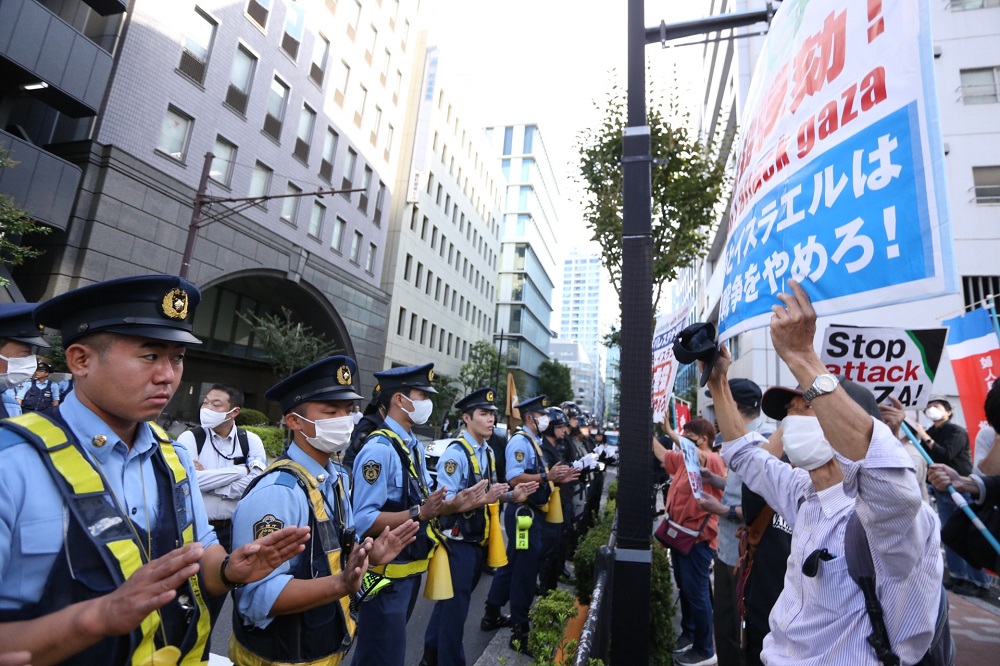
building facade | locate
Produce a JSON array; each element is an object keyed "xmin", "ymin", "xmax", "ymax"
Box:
[
  {"xmin": 559, "ymin": 249, "xmax": 607, "ymax": 415},
  {"xmin": 682, "ymin": 0, "xmax": 1000, "ymax": 428},
  {"xmin": 380, "ymin": 43, "xmax": 502, "ymax": 378},
  {"xmin": 488, "ymin": 123, "xmax": 561, "ymax": 395},
  {"xmin": 550, "ymin": 338, "xmax": 598, "ymax": 415},
  {"xmin": 4, "ymin": 0, "xmax": 424, "ymax": 417}
]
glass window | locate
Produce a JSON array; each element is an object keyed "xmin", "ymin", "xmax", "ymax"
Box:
[
  {"xmin": 950, "ymin": 0, "xmax": 1000, "ymax": 10},
  {"xmin": 281, "ymin": 182, "xmax": 302, "ymax": 224},
  {"xmin": 502, "ymin": 127, "xmax": 513, "ymax": 155},
  {"xmin": 339, "ymin": 60, "xmax": 351, "ymax": 92},
  {"xmin": 368, "ymin": 24, "xmax": 378, "ymax": 54},
  {"xmin": 342, "ymin": 148, "xmax": 357, "ymax": 191},
  {"xmin": 373, "ymin": 106, "xmax": 382, "ymax": 136},
  {"xmin": 521, "ymin": 158, "xmax": 533, "ymax": 181},
  {"xmin": 960, "ymin": 67, "xmax": 1000, "ymax": 104},
  {"xmin": 973, "ymin": 166, "xmax": 1000, "ymax": 203},
  {"xmin": 249, "ymin": 161, "xmax": 273, "ymax": 205},
  {"xmin": 179, "ymin": 7, "xmax": 216, "ymax": 83},
  {"xmin": 310, "ymin": 34, "xmax": 330, "ymax": 85},
  {"xmin": 281, "ymin": 1, "xmax": 306, "ymax": 59},
  {"xmin": 331, "ymin": 217, "xmax": 347, "ymax": 251},
  {"xmin": 158, "ymin": 106, "xmax": 192, "ymax": 160},
  {"xmin": 226, "ymin": 44, "xmax": 256, "ymax": 113},
  {"xmin": 366, "ymin": 242, "xmax": 377, "ymax": 272},
  {"xmin": 309, "ymin": 201, "xmax": 325, "ymax": 238},
  {"xmin": 350, "ymin": 231, "xmax": 363, "ymax": 263},
  {"xmin": 209, "ymin": 136, "xmax": 236, "ymax": 185},
  {"xmin": 294, "ymin": 103, "xmax": 316, "ymax": 160},
  {"xmin": 523, "ymin": 126, "xmax": 535, "ymax": 153},
  {"xmin": 358, "ymin": 84, "xmax": 367, "ymax": 116},
  {"xmin": 351, "ymin": 0, "xmax": 362, "ymax": 30},
  {"xmin": 245, "ymin": 0, "xmax": 272, "ymax": 30},
  {"xmin": 359, "ymin": 166, "xmax": 372, "ymax": 211},
  {"xmin": 267, "ymin": 77, "xmax": 289, "ymax": 120},
  {"xmin": 386, "ymin": 124, "xmax": 394, "ymax": 153},
  {"xmin": 501, "ymin": 159, "xmax": 510, "ymax": 179}
]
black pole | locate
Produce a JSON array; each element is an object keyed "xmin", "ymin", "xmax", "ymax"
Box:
[
  {"xmin": 494, "ymin": 329, "xmax": 505, "ymax": 393},
  {"xmin": 180, "ymin": 151, "xmax": 214, "ymax": 279},
  {"xmin": 610, "ymin": 0, "xmax": 654, "ymax": 663}
]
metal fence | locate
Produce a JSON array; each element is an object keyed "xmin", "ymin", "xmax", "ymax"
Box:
[{"xmin": 574, "ymin": 516, "xmax": 617, "ymax": 666}]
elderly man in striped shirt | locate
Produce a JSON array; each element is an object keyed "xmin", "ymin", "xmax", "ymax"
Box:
[{"xmin": 706, "ymin": 281, "xmax": 943, "ymax": 666}]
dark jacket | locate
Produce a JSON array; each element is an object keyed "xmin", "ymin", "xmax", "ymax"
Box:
[{"xmin": 927, "ymin": 421, "xmax": 972, "ymax": 475}]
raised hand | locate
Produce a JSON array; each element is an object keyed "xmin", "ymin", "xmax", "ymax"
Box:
[
  {"xmin": 510, "ymin": 481, "xmax": 539, "ymax": 502},
  {"xmin": 419, "ymin": 487, "xmax": 448, "ymax": 520},
  {"xmin": 486, "ymin": 482, "xmax": 510, "ymax": 504},
  {"xmin": 341, "ymin": 538, "xmax": 371, "ymax": 594},
  {"xmin": 453, "ymin": 479, "xmax": 490, "ymax": 512},
  {"xmin": 878, "ymin": 395, "xmax": 906, "ymax": 437},
  {"xmin": 769, "ymin": 280, "xmax": 819, "ymax": 363},
  {"xmin": 369, "ymin": 520, "xmax": 419, "ymax": 566},
  {"xmin": 224, "ymin": 525, "xmax": 310, "ymax": 585},
  {"xmin": 696, "ymin": 494, "xmax": 727, "ymax": 516}
]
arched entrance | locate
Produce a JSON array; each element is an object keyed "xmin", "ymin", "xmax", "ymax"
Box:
[{"xmin": 169, "ymin": 270, "xmax": 353, "ymax": 424}]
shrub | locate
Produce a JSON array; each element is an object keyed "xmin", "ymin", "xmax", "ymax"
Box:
[
  {"xmin": 649, "ymin": 541, "xmax": 677, "ymax": 666},
  {"xmin": 526, "ymin": 588, "xmax": 578, "ymax": 665},
  {"xmin": 573, "ymin": 499, "xmax": 616, "ymax": 605},
  {"xmin": 244, "ymin": 426, "xmax": 285, "ymax": 458},
  {"xmin": 236, "ymin": 408, "xmax": 269, "ymax": 427},
  {"xmin": 607, "ymin": 479, "xmax": 618, "ymax": 501}
]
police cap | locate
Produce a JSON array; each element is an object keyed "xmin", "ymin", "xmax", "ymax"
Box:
[
  {"xmin": 265, "ymin": 355, "xmax": 363, "ymax": 413},
  {"xmin": 0, "ymin": 303, "xmax": 48, "ymax": 347},
  {"xmin": 374, "ymin": 363, "xmax": 438, "ymax": 395},
  {"xmin": 34, "ymin": 275, "xmax": 201, "ymax": 346},
  {"xmin": 514, "ymin": 394, "xmax": 548, "ymax": 414},
  {"xmin": 455, "ymin": 387, "xmax": 498, "ymax": 414}
]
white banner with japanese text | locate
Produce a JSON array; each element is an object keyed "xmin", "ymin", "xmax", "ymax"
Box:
[
  {"xmin": 718, "ymin": 0, "xmax": 955, "ymax": 340},
  {"xmin": 652, "ymin": 302, "xmax": 692, "ymax": 424}
]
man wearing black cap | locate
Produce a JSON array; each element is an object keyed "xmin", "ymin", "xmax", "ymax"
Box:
[
  {"xmin": 0, "ymin": 274, "xmax": 310, "ymax": 664},
  {"xmin": 480, "ymin": 395, "xmax": 579, "ymax": 654},
  {"xmin": 0, "ymin": 303, "xmax": 49, "ymax": 417},
  {"xmin": 705, "ymin": 281, "xmax": 943, "ymax": 666},
  {"xmin": 420, "ymin": 387, "xmax": 538, "ymax": 666},
  {"xmin": 15, "ymin": 360, "xmax": 60, "ymax": 413},
  {"xmin": 230, "ymin": 356, "xmax": 419, "ymax": 665},
  {"xmin": 351, "ymin": 363, "xmax": 451, "ymax": 665}
]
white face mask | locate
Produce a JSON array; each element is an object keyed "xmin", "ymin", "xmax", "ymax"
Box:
[
  {"xmin": 925, "ymin": 406, "xmax": 946, "ymax": 421},
  {"xmin": 400, "ymin": 394, "xmax": 434, "ymax": 425},
  {"xmin": 534, "ymin": 415, "xmax": 550, "ymax": 434},
  {"xmin": 1, "ymin": 354, "xmax": 37, "ymax": 387},
  {"xmin": 200, "ymin": 407, "xmax": 236, "ymax": 429},
  {"xmin": 295, "ymin": 413, "xmax": 355, "ymax": 454},
  {"xmin": 781, "ymin": 415, "xmax": 836, "ymax": 471}
]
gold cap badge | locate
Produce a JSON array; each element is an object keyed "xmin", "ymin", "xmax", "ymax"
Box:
[
  {"xmin": 541, "ymin": 397, "xmax": 548, "ymax": 407},
  {"xmin": 161, "ymin": 288, "xmax": 189, "ymax": 320},
  {"xmin": 486, "ymin": 390, "xmax": 495, "ymax": 403},
  {"xmin": 427, "ymin": 369, "xmax": 435, "ymax": 382},
  {"xmin": 337, "ymin": 365, "xmax": 352, "ymax": 386}
]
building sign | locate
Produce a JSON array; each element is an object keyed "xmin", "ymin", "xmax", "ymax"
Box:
[{"xmin": 718, "ymin": 0, "xmax": 954, "ymax": 340}]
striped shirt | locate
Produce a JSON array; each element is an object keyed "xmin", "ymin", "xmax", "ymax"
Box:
[{"xmin": 723, "ymin": 418, "xmax": 943, "ymax": 666}]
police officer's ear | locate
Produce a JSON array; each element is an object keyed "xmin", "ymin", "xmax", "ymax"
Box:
[{"xmin": 284, "ymin": 411, "xmax": 306, "ymax": 433}]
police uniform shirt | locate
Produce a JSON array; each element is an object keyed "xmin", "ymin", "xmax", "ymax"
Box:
[
  {"xmin": 351, "ymin": 415, "xmax": 433, "ymax": 539},
  {"xmin": 435, "ymin": 431, "xmax": 491, "ymax": 500},
  {"xmin": 175, "ymin": 424, "xmax": 267, "ymax": 521},
  {"xmin": 504, "ymin": 428, "xmax": 543, "ymax": 482},
  {"xmin": 231, "ymin": 441, "xmax": 354, "ymax": 628},
  {"xmin": 0, "ymin": 391, "xmax": 217, "ymax": 609},
  {"xmin": 14, "ymin": 378, "xmax": 60, "ymax": 403}
]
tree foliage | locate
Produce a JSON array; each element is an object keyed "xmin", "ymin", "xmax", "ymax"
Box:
[
  {"xmin": 237, "ymin": 308, "xmax": 337, "ymax": 379},
  {"xmin": 458, "ymin": 339, "xmax": 516, "ymax": 410},
  {"xmin": 0, "ymin": 150, "xmax": 52, "ymax": 286},
  {"xmin": 537, "ymin": 359, "xmax": 573, "ymax": 406},
  {"xmin": 429, "ymin": 371, "xmax": 460, "ymax": 427},
  {"xmin": 576, "ymin": 92, "xmax": 729, "ymax": 315}
]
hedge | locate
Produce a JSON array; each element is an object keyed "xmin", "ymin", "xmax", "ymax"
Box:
[{"xmin": 244, "ymin": 426, "xmax": 286, "ymax": 458}]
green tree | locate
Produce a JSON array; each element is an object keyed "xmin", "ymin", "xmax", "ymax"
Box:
[
  {"xmin": 0, "ymin": 150, "xmax": 52, "ymax": 286},
  {"xmin": 429, "ymin": 371, "xmax": 460, "ymax": 432},
  {"xmin": 237, "ymin": 308, "xmax": 337, "ymax": 379},
  {"xmin": 537, "ymin": 359, "xmax": 573, "ymax": 406},
  {"xmin": 576, "ymin": 91, "xmax": 729, "ymax": 317}
]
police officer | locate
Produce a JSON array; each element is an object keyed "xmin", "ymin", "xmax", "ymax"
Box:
[
  {"xmin": 343, "ymin": 384, "xmax": 385, "ymax": 474},
  {"xmin": 0, "ymin": 274, "xmax": 309, "ymax": 664},
  {"xmin": 351, "ymin": 363, "xmax": 450, "ymax": 665},
  {"xmin": 420, "ymin": 388, "xmax": 538, "ymax": 666},
  {"xmin": 230, "ymin": 356, "xmax": 419, "ymax": 665},
  {"xmin": 15, "ymin": 360, "xmax": 60, "ymax": 412},
  {"xmin": 537, "ymin": 407, "xmax": 571, "ymax": 593},
  {"xmin": 0, "ymin": 303, "xmax": 48, "ymax": 417},
  {"xmin": 480, "ymin": 395, "xmax": 580, "ymax": 654}
]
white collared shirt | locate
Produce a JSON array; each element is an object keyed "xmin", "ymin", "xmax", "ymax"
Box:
[{"xmin": 176, "ymin": 423, "xmax": 266, "ymax": 520}]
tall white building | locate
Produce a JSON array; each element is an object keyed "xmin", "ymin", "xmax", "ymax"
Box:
[
  {"xmin": 381, "ymin": 42, "xmax": 502, "ymax": 377},
  {"xmin": 559, "ymin": 249, "xmax": 607, "ymax": 415},
  {"xmin": 550, "ymin": 339, "xmax": 597, "ymax": 411},
  {"xmin": 488, "ymin": 124, "xmax": 562, "ymax": 395},
  {"xmin": 681, "ymin": 0, "xmax": 1000, "ymax": 427}
]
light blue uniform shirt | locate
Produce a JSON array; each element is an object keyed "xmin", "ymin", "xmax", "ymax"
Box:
[
  {"xmin": 434, "ymin": 431, "xmax": 491, "ymax": 499},
  {"xmin": 0, "ymin": 391, "xmax": 217, "ymax": 610},
  {"xmin": 504, "ymin": 427, "xmax": 543, "ymax": 481},
  {"xmin": 351, "ymin": 415, "xmax": 432, "ymax": 539},
  {"xmin": 231, "ymin": 442, "xmax": 353, "ymax": 629},
  {"xmin": 14, "ymin": 378, "xmax": 60, "ymax": 403}
]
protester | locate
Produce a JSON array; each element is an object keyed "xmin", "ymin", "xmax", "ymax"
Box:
[
  {"xmin": 879, "ymin": 395, "xmax": 930, "ymax": 504},
  {"xmin": 707, "ymin": 280, "xmax": 944, "ymax": 666},
  {"xmin": 927, "ymin": 463, "xmax": 1000, "ymax": 574},
  {"xmin": 652, "ymin": 417, "xmax": 726, "ymax": 666},
  {"xmin": 975, "ymin": 380, "xmax": 1000, "ymax": 476}
]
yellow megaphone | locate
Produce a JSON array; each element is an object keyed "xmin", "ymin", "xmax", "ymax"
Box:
[
  {"xmin": 424, "ymin": 543, "xmax": 454, "ymax": 600},
  {"xmin": 486, "ymin": 502, "xmax": 508, "ymax": 568},
  {"xmin": 546, "ymin": 485, "xmax": 564, "ymax": 524}
]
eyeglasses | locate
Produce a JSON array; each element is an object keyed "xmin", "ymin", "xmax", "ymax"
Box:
[{"xmin": 801, "ymin": 548, "xmax": 835, "ymax": 577}]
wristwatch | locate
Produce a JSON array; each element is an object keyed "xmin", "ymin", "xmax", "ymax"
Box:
[
  {"xmin": 727, "ymin": 505, "xmax": 739, "ymax": 522},
  {"xmin": 540, "ymin": 471, "xmax": 548, "ymax": 482},
  {"xmin": 409, "ymin": 505, "xmax": 422, "ymax": 521},
  {"xmin": 802, "ymin": 374, "xmax": 839, "ymax": 402}
]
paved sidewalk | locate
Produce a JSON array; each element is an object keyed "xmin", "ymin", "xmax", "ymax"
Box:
[{"xmin": 949, "ymin": 590, "xmax": 1000, "ymax": 665}]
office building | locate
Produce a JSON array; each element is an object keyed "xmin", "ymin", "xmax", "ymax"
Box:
[{"xmin": 559, "ymin": 249, "xmax": 607, "ymax": 415}]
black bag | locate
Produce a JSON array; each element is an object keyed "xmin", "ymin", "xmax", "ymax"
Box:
[{"xmin": 941, "ymin": 498, "xmax": 1000, "ymax": 573}]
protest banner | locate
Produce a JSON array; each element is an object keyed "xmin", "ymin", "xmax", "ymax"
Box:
[
  {"xmin": 820, "ymin": 324, "xmax": 946, "ymax": 409},
  {"xmin": 673, "ymin": 399, "xmax": 692, "ymax": 432},
  {"xmin": 678, "ymin": 437, "xmax": 704, "ymax": 500},
  {"xmin": 717, "ymin": 0, "xmax": 955, "ymax": 341},
  {"xmin": 944, "ymin": 308, "xmax": 1000, "ymax": 450},
  {"xmin": 653, "ymin": 302, "xmax": 692, "ymax": 424}
]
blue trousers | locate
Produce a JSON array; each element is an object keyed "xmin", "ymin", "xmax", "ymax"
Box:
[
  {"xmin": 671, "ymin": 541, "xmax": 716, "ymax": 655},
  {"xmin": 485, "ymin": 503, "xmax": 542, "ymax": 625},
  {"xmin": 353, "ymin": 572, "xmax": 421, "ymax": 665},
  {"xmin": 935, "ymin": 488, "xmax": 990, "ymax": 587},
  {"xmin": 423, "ymin": 540, "xmax": 485, "ymax": 666}
]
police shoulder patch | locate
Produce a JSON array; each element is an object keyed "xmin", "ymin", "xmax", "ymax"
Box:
[
  {"xmin": 443, "ymin": 459, "xmax": 458, "ymax": 475},
  {"xmin": 362, "ymin": 460, "xmax": 382, "ymax": 484},
  {"xmin": 253, "ymin": 514, "xmax": 284, "ymax": 540},
  {"xmin": 514, "ymin": 450, "xmax": 525, "ymax": 463}
]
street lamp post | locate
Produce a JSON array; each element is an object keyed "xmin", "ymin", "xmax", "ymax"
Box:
[
  {"xmin": 178, "ymin": 151, "xmax": 367, "ymax": 278},
  {"xmin": 613, "ymin": 3, "xmax": 775, "ymax": 663}
]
